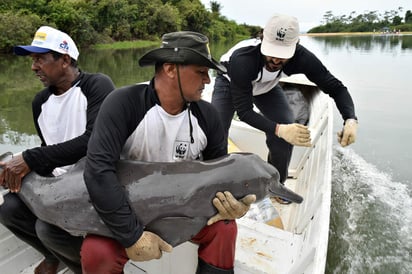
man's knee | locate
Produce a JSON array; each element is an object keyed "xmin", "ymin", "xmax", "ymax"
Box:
[
  {"xmin": 81, "ymin": 234, "xmax": 128, "ymax": 274},
  {"xmin": 211, "ymin": 220, "xmax": 237, "ymax": 241},
  {"xmin": 193, "ymin": 220, "xmax": 237, "ymax": 243},
  {"xmin": 35, "ymin": 219, "xmax": 52, "ymax": 240},
  {"xmin": 35, "ymin": 219, "xmax": 64, "ymax": 247},
  {"xmin": 194, "ymin": 221, "xmax": 237, "ymax": 270},
  {"xmin": 0, "ymin": 193, "xmax": 26, "ymax": 225}
]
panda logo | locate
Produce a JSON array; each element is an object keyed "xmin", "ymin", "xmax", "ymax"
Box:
[
  {"xmin": 276, "ymin": 28, "xmax": 287, "ymax": 41},
  {"xmin": 174, "ymin": 141, "xmax": 188, "ymax": 159}
]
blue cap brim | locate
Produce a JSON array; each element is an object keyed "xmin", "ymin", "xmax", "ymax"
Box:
[{"xmin": 14, "ymin": 45, "xmax": 51, "ymax": 56}]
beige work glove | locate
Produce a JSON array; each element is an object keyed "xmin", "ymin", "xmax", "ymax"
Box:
[
  {"xmin": 207, "ymin": 191, "xmax": 256, "ymax": 225},
  {"xmin": 337, "ymin": 118, "xmax": 358, "ymax": 147},
  {"xmin": 125, "ymin": 231, "xmax": 173, "ymax": 262},
  {"xmin": 276, "ymin": 123, "xmax": 312, "ymax": 147}
]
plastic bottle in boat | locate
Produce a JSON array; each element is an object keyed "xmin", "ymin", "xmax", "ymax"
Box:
[{"xmin": 244, "ymin": 197, "xmax": 279, "ymax": 221}]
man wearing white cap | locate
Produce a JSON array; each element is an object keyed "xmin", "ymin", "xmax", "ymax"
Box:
[
  {"xmin": 0, "ymin": 26, "xmax": 115, "ymax": 273},
  {"xmin": 212, "ymin": 14, "xmax": 358, "ymax": 202}
]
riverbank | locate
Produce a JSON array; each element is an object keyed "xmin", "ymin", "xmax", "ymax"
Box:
[
  {"xmin": 92, "ymin": 32, "xmax": 412, "ymax": 50},
  {"xmin": 302, "ymin": 31, "xmax": 412, "ymax": 36},
  {"xmin": 91, "ymin": 40, "xmax": 160, "ymax": 50}
]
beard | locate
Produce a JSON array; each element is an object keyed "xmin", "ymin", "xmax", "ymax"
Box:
[{"xmin": 264, "ymin": 59, "xmax": 284, "ymax": 72}]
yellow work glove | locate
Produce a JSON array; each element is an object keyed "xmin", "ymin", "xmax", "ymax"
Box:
[
  {"xmin": 337, "ymin": 118, "xmax": 358, "ymax": 147},
  {"xmin": 207, "ymin": 191, "xmax": 256, "ymax": 225},
  {"xmin": 276, "ymin": 123, "xmax": 312, "ymax": 147},
  {"xmin": 125, "ymin": 231, "xmax": 173, "ymax": 262}
]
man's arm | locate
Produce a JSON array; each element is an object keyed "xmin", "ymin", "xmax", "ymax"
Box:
[
  {"xmin": 285, "ymin": 45, "xmax": 357, "ymax": 121},
  {"xmin": 83, "ymin": 87, "xmax": 145, "ymax": 248},
  {"xmin": 285, "ymin": 45, "xmax": 358, "ymax": 146}
]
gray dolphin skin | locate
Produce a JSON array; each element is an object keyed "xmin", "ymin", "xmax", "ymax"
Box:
[{"xmin": 1, "ymin": 152, "xmax": 303, "ymax": 247}]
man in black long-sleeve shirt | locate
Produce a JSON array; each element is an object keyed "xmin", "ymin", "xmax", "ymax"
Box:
[
  {"xmin": 212, "ymin": 14, "xmax": 358, "ymax": 195},
  {"xmin": 81, "ymin": 31, "xmax": 255, "ymax": 274}
]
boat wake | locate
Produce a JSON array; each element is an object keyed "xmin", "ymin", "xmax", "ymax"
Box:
[{"xmin": 327, "ymin": 146, "xmax": 412, "ymax": 274}]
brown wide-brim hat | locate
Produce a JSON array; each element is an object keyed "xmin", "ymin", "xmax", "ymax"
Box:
[{"xmin": 139, "ymin": 31, "xmax": 226, "ymax": 73}]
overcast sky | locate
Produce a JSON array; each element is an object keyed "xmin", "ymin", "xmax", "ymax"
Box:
[{"xmin": 200, "ymin": 0, "xmax": 411, "ymax": 32}]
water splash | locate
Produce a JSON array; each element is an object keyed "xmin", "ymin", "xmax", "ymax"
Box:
[{"xmin": 326, "ymin": 146, "xmax": 412, "ymax": 274}]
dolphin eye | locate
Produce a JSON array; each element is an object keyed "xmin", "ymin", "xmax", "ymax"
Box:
[{"xmin": 245, "ymin": 182, "xmax": 249, "ymax": 188}]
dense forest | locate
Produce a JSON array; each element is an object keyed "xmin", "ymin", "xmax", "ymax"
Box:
[
  {"xmin": 0, "ymin": 0, "xmax": 260, "ymax": 53},
  {"xmin": 1, "ymin": 0, "xmax": 411, "ymax": 53},
  {"xmin": 308, "ymin": 7, "xmax": 412, "ymax": 33}
]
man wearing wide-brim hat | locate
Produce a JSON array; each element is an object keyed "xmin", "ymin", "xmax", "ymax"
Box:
[{"xmin": 81, "ymin": 31, "xmax": 256, "ymax": 274}]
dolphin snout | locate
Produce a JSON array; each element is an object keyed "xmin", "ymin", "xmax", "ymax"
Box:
[{"xmin": 269, "ymin": 185, "xmax": 303, "ymax": 204}]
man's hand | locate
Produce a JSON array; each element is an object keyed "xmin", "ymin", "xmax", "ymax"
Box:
[
  {"xmin": 207, "ymin": 191, "xmax": 256, "ymax": 225},
  {"xmin": 0, "ymin": 154, "xmax": 31, "ymax": 193},
  {"xmin": 276, "ymin": 123, "xmax": 312, "ymax": 147},
  {"xmin": 337, "ymin": 118, "xmax": 358, "ymax": 147},
  {"xmin": 125, "ymin": 231, "xmax": 173, "ymax": 262}
]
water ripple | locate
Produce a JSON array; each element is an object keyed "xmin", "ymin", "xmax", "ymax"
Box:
[{"xmin": 327, "ymin": 146, "xmax": 412, "ymax": 274}]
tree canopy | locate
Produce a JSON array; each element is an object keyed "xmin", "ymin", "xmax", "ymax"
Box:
[
  {"xmin": 0, "ymin": 0, "xmax": 261, "ymax": 52},
  {"xmin": 2, "ymin": 1, "xmax": 410, "ymax": 52},
  {"xmin": 308, "ymin": 8, "xmax": 412, "ymax": 33}
]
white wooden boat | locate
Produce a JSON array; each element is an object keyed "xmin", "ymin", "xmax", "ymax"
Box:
[
  {"xmin": 0, "ymin": 74, "xmax": 333, "ymax": 274},
  {"xmin": 230, "ymin": 75, "xmax": 333, "ymax": 274}
]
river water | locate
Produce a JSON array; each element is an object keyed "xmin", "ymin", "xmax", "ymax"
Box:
[
  {"xmin": 0, "ymin": 34, "xmax": 411, "ymax": 273},
  {"xmin": 304, "ymin": 35, "xmax": 412, "ymax": 274}
]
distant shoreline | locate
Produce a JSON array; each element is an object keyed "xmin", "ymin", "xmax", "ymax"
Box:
[
  {"xmin": 89, "ymin": 32, "xmax": 412, "ymax": 50},
  {"xmin": 301, "ymin": 32, "xmax": 412, "ymax": 36}
]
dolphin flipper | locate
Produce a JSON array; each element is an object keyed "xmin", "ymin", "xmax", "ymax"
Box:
[{"xmin": 146, "ymin": 217, "xmax": 207, "ymax": 247}]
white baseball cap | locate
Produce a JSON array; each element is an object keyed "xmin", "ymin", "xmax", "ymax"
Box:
[
  {"xmin": 261, "ymin": 14, "xmax": 300, "ymax": 59},
  {"xmin": 14, "ymin": 26, "xmax": 79, "ymax": 60}
]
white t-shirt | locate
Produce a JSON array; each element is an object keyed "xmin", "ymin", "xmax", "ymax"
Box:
[
  {"xmin": 122, "ymin": 105, "xmax": 207, "ymax": 162},
  {"xmin": 37, "ymin": 84, "xmax": 87, "ymax": 175}
]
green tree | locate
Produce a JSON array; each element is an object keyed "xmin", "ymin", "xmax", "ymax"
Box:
[
  {"xmin": 0, "ymin": 11, "xmax": 43, "ymax": 53},
  {"xmin": 148, "ymin": 3, "xmax": 180, "ymax": 35},
  {"xmin": 175, "ymin": 0, "xmax": 211, "ymax": 33},
  {"xmin": 210, "ymin": 1, "xmax": 222, "ymax": 14},
  {"xmin": 322, "ymin": 11, "xmax": 334, "ymax": 24},
  {"xmin": 91, "ymin": 0, "xmax": 132, "ymax": 40},
  {"xmin": 309, "ymin": 8, "xmax": 411, "ymax": 33},
  {"xmin": 0, "ymin": 0, "xmax": 267, "ymax": 50},
  {"xmin": 393, "ymin": 15, "xmax": 402, "ymax": 25},
  {"xmin": 45, "ymin": 0, "xmax": 97, "ymax": 46},
  {"xmin": 405, "ymin": 10, "xmax": 412, "ymax": 23}
]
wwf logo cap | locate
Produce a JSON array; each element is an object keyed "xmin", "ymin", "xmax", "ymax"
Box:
[{"xmin": 261, "ymin": 14, "xmax": 300, "ymax": 59}]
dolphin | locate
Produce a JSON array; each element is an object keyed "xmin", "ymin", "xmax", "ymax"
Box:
[{"xmin": 0, "ymin": 152, "xmax": 303, "ymax": 247}]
